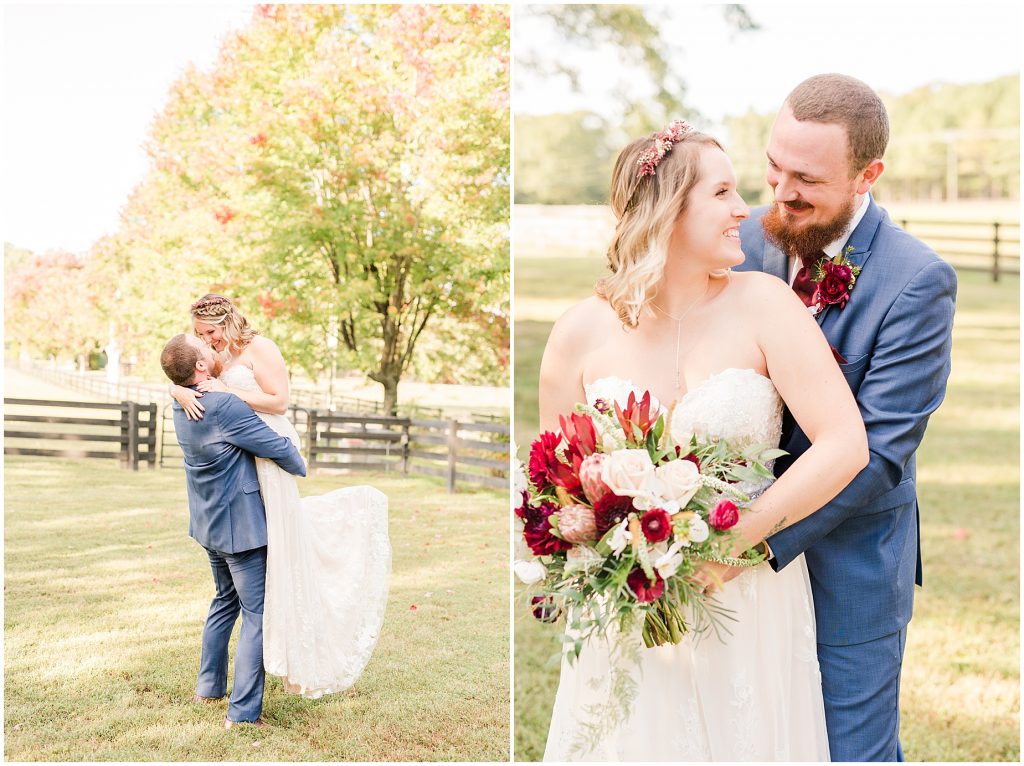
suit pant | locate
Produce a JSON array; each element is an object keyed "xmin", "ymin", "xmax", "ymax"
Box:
[
  {"xmin": 819, "ymin": 627, "xmax": 908, "ymax": 761},
  {"xmin": 196, "ymin": 545, "xmax": 267, "ymax": 722}
]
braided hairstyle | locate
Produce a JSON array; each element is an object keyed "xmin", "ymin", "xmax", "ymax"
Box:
[{"xmin": 189, "ymin": 294, "xmax": 257, "ymax": 355}]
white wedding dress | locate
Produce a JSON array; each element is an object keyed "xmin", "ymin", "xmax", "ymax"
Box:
[
  {"xmin": 221, "ymin": 364, "xmax": 391, "ymax": 698},
  {"xmin": 543, "ymin": 368, "xmax": 830, "ymax": 761}
]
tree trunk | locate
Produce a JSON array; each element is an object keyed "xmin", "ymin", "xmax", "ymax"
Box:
[{"xmin": 381, "ymin": 377, "xmax": 399, "ymax": 417}]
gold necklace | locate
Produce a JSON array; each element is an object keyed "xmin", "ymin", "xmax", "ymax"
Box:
[{"xmin": 651, "ymin": 279, "xmax": 710, "ymax": 392}]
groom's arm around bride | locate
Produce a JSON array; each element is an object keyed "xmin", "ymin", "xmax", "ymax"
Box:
[{"xmin": 160, "ymin": 332, "xmax": 306, "ymax": 727}]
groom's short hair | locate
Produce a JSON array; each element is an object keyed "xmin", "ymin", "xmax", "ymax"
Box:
[
  {"xmin": 160, "ymin": 334, "xmax": 200, "ymax": 386},
  {"xmin": 785, "ymin": 73, "xmax": 889, "ymax": 176}
]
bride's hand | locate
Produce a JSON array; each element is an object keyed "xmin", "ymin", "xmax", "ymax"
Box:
[
  {"xmin": 170, "ymin": 385, "xmax": 205, "ymax": 421},
  {"xmin": 196, "ymin": 378, "xmax": 228, "ymax": 393},
  {"xmin": 690, "ymin": 560, "xmax": 743, "ymax": 597}
]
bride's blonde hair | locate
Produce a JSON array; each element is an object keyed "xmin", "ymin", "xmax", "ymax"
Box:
[
  {"xmin": 596, "ymin": 128, "xmax": 723, "ymax": 328},
  {"xmin": 190, "ymin": 294, "xmax": 257, "ymax": 355}
]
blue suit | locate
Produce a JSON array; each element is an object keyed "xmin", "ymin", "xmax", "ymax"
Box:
[
  {"xmin": 173, "ymin": 390, "xmax": 306, "ymax": 722},
  {"xmin": 738, "ymin": 197, "xmax": 956, "ymax": 760}
]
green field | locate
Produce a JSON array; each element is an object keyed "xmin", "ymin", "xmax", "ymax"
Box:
[
  {"xmin": 4, "ymin": 450, "xmax": 509, "ymax": 760},
  {"xmin": 513, "ymin": 265, "xmax": 1020, "ymax": 761}
]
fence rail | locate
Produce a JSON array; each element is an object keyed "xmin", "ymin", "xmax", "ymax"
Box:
[
  {"xmin": 304, "ymin": 411, "xmax": 510, "ymax": 491},
  {"xmin": 3, "ymin": 398, "xmax": 157, "ymax": 469},
  {"xmin": 896, "ymin": 219, "xmax": 1020, "ymax": 281}
]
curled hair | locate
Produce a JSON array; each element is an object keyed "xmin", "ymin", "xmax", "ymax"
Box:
[
  {"xmin": 785, "ymin": 73, "xmax": 889, "ymax": 175},
  {"xmin": 190, "ymin": 293, "xmax": 257, "ymax": 354},
  {"xmin": 596, "ymin": 129, "xmax": 723, "ymax": 327}
]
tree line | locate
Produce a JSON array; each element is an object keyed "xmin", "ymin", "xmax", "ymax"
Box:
[{"xmin": 516, "ymin": 74, "xmax": 1019, "ymax": 207}]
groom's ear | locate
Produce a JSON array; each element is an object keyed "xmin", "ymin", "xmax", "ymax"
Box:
[{"xmin": 855, "ymin": 159, "xmax": 884, "ymax": 195}]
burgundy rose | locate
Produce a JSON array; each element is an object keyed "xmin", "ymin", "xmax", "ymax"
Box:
[
  {"xmin": 708, "ymin": 499, "xmax": 739, "ymax": 531},
  {"xmin": 531, "ymin": 595, "xmax": 561, "ymax": 623},
  {"xmin": 593, "ymin": 492, "xmax": 634, "ymax": 537},
  {"xmin": 640, "ymin": 508, "xmax": 672, "ymax": 543},
  {"xmin": 817, "ymin": 262, "xmax": 853, "ymax": 307},
  {"xmin": 522, "ymin": 502, "xmax": 572, "ymax": 556},
  {"xmin": 627, "ymin": 567, "xmax": 665, "ymax": 603}
]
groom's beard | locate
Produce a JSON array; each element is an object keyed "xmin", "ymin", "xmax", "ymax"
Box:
[
  {"xmin": 209, "ymin": 356, "xmax": 224, "ymax": 378},
  {"xmin": 761, "ymin": 195, "xmax": 856, "ymax": 259}
]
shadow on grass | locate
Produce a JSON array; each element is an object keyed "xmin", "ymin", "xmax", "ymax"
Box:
[{"xmin": 5, "ymin": 458, "xmax": 509, "ymax": 761}]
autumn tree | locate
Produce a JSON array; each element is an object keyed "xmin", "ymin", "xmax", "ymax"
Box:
[
  {"xmin": 4, "ymin": 244, "xmax": 105, "ymax": 365},
  {"xmin": 117, "ymin": 3, "xmax": 510, "ymax": 413}
]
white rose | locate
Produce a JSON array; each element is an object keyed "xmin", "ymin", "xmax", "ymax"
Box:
[
  {"xmin": 688, "ymin": 517, "xmax": 709, "ymax": 543},
  {"xmin": 608, "ymin": 518, "xmax": 632, "ymax": 557},
  {"xmin": 655, "ymin": 459, "xmax": 702, "ymax": 508},
  {"xmin": 513, "ymin": 559, "xmax": 546, "ymax": 585},
  {"xmin": 653, "ymin": 540, "xmax": 687, "ymax": 579},
  {"xmin": 601, "ymin": 448, "xmax": 656, "ymax": 499}
]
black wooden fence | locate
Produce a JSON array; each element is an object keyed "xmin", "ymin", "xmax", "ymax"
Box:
[
  {"xmin": 898, "ymin": 219, "xmax": 1020, "ymax": 281},
  {"xmin": 3, "ymin": 398, "xmax": 157, "ymax": 469},
  {"xmin": 157, "ymin": 405, "xmax": 509, "ymax": 491}
]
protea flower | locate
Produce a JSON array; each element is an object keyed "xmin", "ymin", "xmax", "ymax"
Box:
[
  {"xmin": 558, "ymin": 504, "xmax": 598, "ymax": 544},
  {"xmin": 579, "ymin": 453, "xmax": 611, "ymax": 504}
]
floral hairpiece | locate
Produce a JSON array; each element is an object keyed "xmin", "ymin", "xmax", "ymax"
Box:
[
  {"xmin": 636, "ymin": 119, "xmax": 695, "ymax": 179},
  {"xmin": 191, "ymin": 296, "xmax": 230, "ymax": 311}
]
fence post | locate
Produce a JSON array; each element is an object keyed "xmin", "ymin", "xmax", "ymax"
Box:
[
  {"xmin": 125, "ymin": 401, "xmax": 139, "ymax": 470},
  {"xmin": 118, "ymin": 402, "xmax": 130, "ymax": 469},
  {"xmin": 143, "ymin": 403, "xmax": 157, "ymax": 468},
  {"xmin": 992, "ymin": 222, "xmax": 1001, "ymax": 282},
  {"xmin": 401, "ymin": 420, "xmax": 410, "ymax": 475},
  {"xmin": 447, "ymin": 419, "xmax": 459, "ymax": 493}
]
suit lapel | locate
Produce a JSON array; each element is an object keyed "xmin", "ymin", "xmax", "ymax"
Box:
[{"xmin": 815, "ymin": 196, "xmax": 884, "ymax": 329}]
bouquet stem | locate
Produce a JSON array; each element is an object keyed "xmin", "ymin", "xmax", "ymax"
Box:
[{"xmin": 642, "ymin": 600, "xmax": 687, "ymax": 648}]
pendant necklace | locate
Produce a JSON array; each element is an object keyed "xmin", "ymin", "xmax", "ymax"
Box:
[{"xmin": 651, "ymin": 279, "xmax": 710, "ymax": 393}]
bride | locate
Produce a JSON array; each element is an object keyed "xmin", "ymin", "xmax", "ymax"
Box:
[
  {"xmin": 171, "ymin": 294, "xmax": 390, "ymax": 698},
  {"xmin": 536, "ymin": 122, "xmax": 867, "ymax": 760}
]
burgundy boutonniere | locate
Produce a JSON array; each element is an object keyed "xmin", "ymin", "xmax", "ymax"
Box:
[{"xmin": 810, "ymin": 245, "xmax": 861, "ymax": 316}]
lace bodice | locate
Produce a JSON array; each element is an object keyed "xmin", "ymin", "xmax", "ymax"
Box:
[
  {"xmin": 220, "ymin": 365, "xmax": 300, "ymax": 446},
  {"xmin": 221, "ymin": 364, "xmax": 260, "ymax": 392},
  {"xmin": 585, "ymin": 368, "xmax": 783, "ymax": 451}
]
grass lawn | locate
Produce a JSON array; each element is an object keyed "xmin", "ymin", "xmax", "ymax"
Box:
[
  {"xmin": 512, "ymin": 264, "xmax": 1019, "ymax": 761},
  {"xmin": 4, "ymin": 455, "xmax": 509, "ymax": 761}
]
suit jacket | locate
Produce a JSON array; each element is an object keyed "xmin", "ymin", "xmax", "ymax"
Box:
[
  {"xmin": 172, "ymin": 390, "xmax": 306, "ymax": 554},
  {"xmin": 737, "ymin": 195, "xmax": 956, "ymax": 645}
]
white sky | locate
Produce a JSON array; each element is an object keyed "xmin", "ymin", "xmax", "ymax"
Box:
[
  {"xmin": 515, "ymin": 2, "xmax": 1022, "ymax": 128},
  {"xmin": 2, "ymin": 3, "xmax": 253, "ymax": 255},
  {"xmin": 2, "ymin": 2, "xmax": 1020, "ymax": 255}
]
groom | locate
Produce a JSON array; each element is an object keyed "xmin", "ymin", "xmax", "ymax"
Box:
[
  {"xmin": 160, "ymin": 333, "xmax": 306, "ymax": 728},
  {"xmin": 736, "ymin": 74, "xmax": 957, "ymax": 761}
]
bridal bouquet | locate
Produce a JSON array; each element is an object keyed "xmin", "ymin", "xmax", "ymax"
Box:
[{"xmin": 515, "ymin": 390, "xmax": 784, "ymax": 654}]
